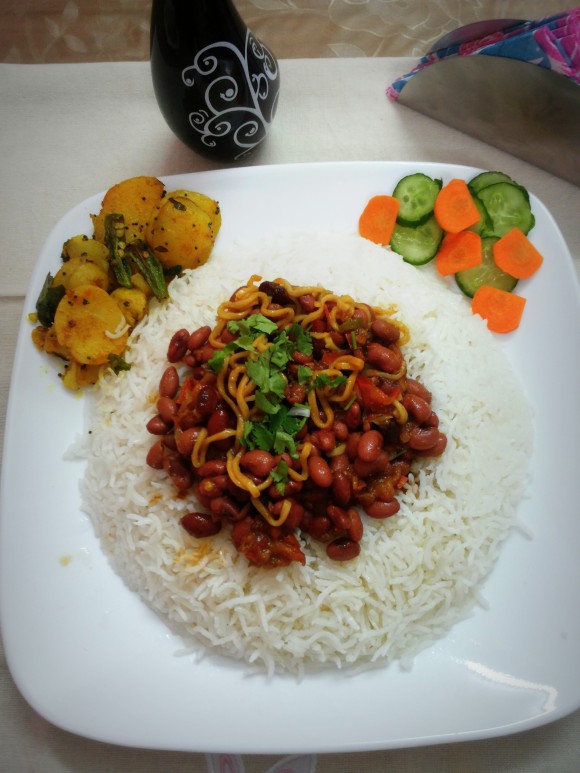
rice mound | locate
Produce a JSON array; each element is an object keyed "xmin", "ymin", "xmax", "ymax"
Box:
[{"xmin": 81, "ymin": 232, "xmax": 533, "ymax": 674}]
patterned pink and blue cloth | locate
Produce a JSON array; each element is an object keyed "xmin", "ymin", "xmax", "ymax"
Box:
[{"xmin": 388, "ymin": 8, "xmax": 580, "ymax": 100}]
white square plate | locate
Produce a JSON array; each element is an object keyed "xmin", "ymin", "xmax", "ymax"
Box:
[{"xmin": 1, "ymin": 162, "xmax": 579, "ymax": 752}]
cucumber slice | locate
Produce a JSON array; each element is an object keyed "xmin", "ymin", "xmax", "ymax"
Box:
[
  {"xmin": 468, "ymin": 195, "xmax": 492, "ymax": 236},
  {"xmin": 468, "ymin": 171, "xmax": 514, "ymax": 195},
  {"xmin": 455, "ymin": 237, "xmax": 518, "ymax": 297},
  {"xmin": 476, "ymin": 182, "xmax": 535, "ymax": 237},
  {"xmin": 393, "ymin": 173, "xmax": 442, "ymax": 226},
  {"xmin": 390, "ymin": 215, "xmax": 443, "ymax": 265}
]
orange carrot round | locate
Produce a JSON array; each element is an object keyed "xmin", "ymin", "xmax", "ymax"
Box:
[
  {"xmin": 434, "ymin": 179, "xmax": 480, "ymax": 233},
  {"xmin": 471, "ymin": 285, "xmax": 526, "ymax": 333},
  {"xmin": 435, "ymin": 230, "xmax": 482, "ymax": 276},
  {"xmin": 358, "ymin": 195, "xmax": 400, "ymax": 246},
  {"xmin": 493, "ymin": 227, "xmax": 544, "ymax": 279}
]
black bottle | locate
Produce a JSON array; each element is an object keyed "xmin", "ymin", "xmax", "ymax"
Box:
[{"xmin": 150, "ymin": 0, "xmax": 280, "ymax": 162}]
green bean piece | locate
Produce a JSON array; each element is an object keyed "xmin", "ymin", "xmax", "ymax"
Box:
[
  {"xmin": 127, "ymin": 242, "xmax": 169, "ymax": 301},
  {"xmin": 104, "ymin": 213, "xmax": 133, "ymax": 288}
]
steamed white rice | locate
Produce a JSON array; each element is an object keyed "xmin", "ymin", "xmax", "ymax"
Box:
[{"xmin": 80, "ymin": 232, "xmax": 533, "ymax": 674}]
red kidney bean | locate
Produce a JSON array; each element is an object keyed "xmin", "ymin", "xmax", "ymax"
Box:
[
  {"xmin": 198, "ymin": 475, "xmax": 229, "ymax": 499},
  {"xmin": 327, "ymin": 505, "xmax": 351, "ymax": 531},
  {"xmin": 156, "ymin": 396, "xmax": 177, "ymax": 424},
  {"xmin": 146, "ymin": 439, "xmax": 165, "ymax": 469},
  {"xmin": 195, "ymin": 384, "xmax": 219, "ymax": 419},
  {"xmin": 207, "ymin": 404, "xmax": 233, "ymax": 436},
  {"xmin": 371, "ymin": 318, "xmax": 400, "ymax": 344},
  {"xmin": 159, "ymin": 366, "xmax": 179, "ymax": 398},
  {"xmin": 194, "ymin": 343, "xmax": 215, "ymax": 363},
  {"xmin": 330, "ymin": 453, "xmax": 349, "ymax": 473},
  {"xmin": 163, "ymin": 456, "xmax": 193, "ymax": 491},
  {"xmin": 285, "ymin": 382, "xmax": 308, "ymax": 404},
  {"xmin": 326, "ymin": 538, "xmax": 360, "ymax": 561},
  {"xmin": 366, "ymin": 342, "xmax": 403, "ymax": 373},
  {"xmin": 346, "ymin": 508, "xmax": 364, "ymax": 542},
  {"xmin": 407, "ymin": 426, "xmax": 440, "ymax": 451},
  {"xmin": 311, "ymin": 318, "xmax": 326, "ymax": 333},
  {"xmin": 353, "ymin": 305, "xmax": 373, "ymax": 325},
  {"xmin": 329, "ymin": 331, "xmax": 346, "ymax": 348},
  {"xmin": 146, "ymin": 415, "xmax": 170, "ymax": 435},
  {"xmin": 197, "ymin": 459, "xmax": 228, "ymax": 478},
  {"xmin": 180, "ymin": 512, "xmax": 221, "ymax": 538},
  {"xmin": 332, "ymin": 470, "xmax": 352, "ymax": 506},
  {"xmin": 414, "ymin": 432, "xmax": 447, "ymax": 457},
  {"xmin": 344, "ymin": 401, "xmax": 361, "ymax": 430},
  {"xmin": 307, "ymin": 455, "xmax": 333, "ymax": 487},
  {"xmin": 167, "ymin": 328, "xmax": 189, "ymax": 362},
  {"xmin": 353, "ymin": 451, "xmax": 389, "ymax": 477},
  {"xmin": 345, "ymin": 432, "xmax": 361, "ymax": 461},
  {"xmin": 402, "ymin": 393, "xmax": 432, "ymax": 424},
  {"xmin": 187, "ymin": 325, "xmax": 211, "ymax": 352},
  {"xmin": 175, "ymin": 426, "xmax": 200, "ymax": 457},
  {"xmin": 183, "ymin": 353, "xmax": 197, "ymax": 368},
  {"xmin": 364, "ymin": 499, "xmax": 400, "ymax": 519},
  {"xmin": 424, "ymin": 411, "xmax": 439, "ymax": 428},
  {"xmin": 279, "ymin": 479, "xmax": 303, "ymax": 499},
  {"xmin": 405, "ymin": 378, "xmax": 432, "ymax": 403},
  {"xmin": 299, "ymin": 293, "xmax": 316, "ymax": 312},
  {"xmin": 270, "ymin": 499, "xmax": 305, "ymax": 530},
  {"xmin": 209, "ymin": 496, "xmax": 245, "ymax": 521},
  {"xmin": 332, "ymin": 420, "xmax": 349, "ymax": 442},
  {"xmin": 307, "ymin": 515, "xmax": 333, "ymax": 541},
  {"xmin": 312, "ymin": 430, "xmax": 336, "ymax": 453},
  {"xmin": 291, "ymin": 350, "xmax": 312, "ymax": 365},
  {"xmin": 162, "ymin": 433, "xmax": 177, "ymax": 450},
  {"xmin": 357, "ymin": 429, "xmax": 383, "ymax": 462},
  {"xmin": 240, "ymin": 449, "xmax": 276, "ymax": 478},
  {"xmin": 220, "ymin": 327, "xmax": 237, "ymax": 344}
]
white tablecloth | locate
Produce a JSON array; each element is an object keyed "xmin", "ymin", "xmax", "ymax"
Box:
[{"xmin": 0, "ymin": 59, "xmax": 579, "ymax": 772}]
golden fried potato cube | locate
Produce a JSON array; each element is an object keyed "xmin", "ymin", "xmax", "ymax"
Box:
[
  {"xmin": 166, "ymin": 190, "xmax": 222, "ymax": 235},
  {"xmin": 146, "ymin": 195, "xmax": 218, "ymax": 270},
  {"xmin": 91, "ymin": 176, "xmax": 165, "ymax": 244},
  {"xmin": 61, "ymin": 361, "xmax": 102, "ymax": 391},
  {"xmin": 111, "ymin": 287, "xmax": 148, "ymax": 326},
  {"xmin": 53, "ymin": 255, "xmax": 110, "ymax": 292},
  {"xmin": 54, "ymin": 285, "xmax": 129, "ymax": 365},
  {"xmin": 62, "ymin": 235, "xmax": 110, "ymax": 273}
]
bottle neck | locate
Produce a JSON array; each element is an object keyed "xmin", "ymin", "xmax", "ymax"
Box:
[{"xmin": 151, "ymin": 0, "xmax": 247, "ymax": 50}]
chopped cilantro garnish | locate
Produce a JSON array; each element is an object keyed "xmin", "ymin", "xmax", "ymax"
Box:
[
  {"xmin": 271, "ymin": 459, "xmax": 290, "ymax": 494},
  {"xmin": 297, "ymin": 365, "xmax": 313, "ymax": 384},
  {"xmin": 242, "ymin": 404, "xmax": 306, "ymax": 457},
  {"xmin": 208, "ymin": 309, "xmax": 315, "ymax": 454},
  {"xmin": 314, "ymin": 372, "xmax": 348, "ymax": 390}
]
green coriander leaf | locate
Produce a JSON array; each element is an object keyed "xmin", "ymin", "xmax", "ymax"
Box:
[
  {"xmin": 297, "ymin": 365, "xmax": 313, "ymax": 385},
  {"xmin": 208, "ymin": 342, "xmax": 236, "ymax": 373},
  {"xmin": 242, "ymin": 420, "xmax": 273, "ymax": 450},
  {"xmin": 273, "ymin": 430, "xmax": 298, "ymax": 457},
  {"xmin": 289, "ymin": 322, "xmax": 313, "ymax": 356},
  {"xmin": 271, "ymin": 459, "xmax": 290, "ymax": 495},
  {"xmin": 314, "ymin": 373, "xmax": 348, "ymax": 390},
  {"xmin": 255, "ymin": 391, "xmax": 281, "ymax": 415}
]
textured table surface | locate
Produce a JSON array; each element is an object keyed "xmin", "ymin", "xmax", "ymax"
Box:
[{"xmin": 1, "ymin": 4, "xmax": 579, "ymax": 772}]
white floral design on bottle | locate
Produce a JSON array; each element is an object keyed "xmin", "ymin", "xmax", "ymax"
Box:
[{"xmin": 181, "ymin": 30, "xmax": 280, "ymax": 159}]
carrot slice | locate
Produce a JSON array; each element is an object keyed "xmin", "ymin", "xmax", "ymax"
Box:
[
  {"xmin": 434, "ymin": 179, "xmax": 480, "ymax": 233},
  {"xmin": 493, "ymin": 227, "xmax": 544, "ymax": 279},
  {"xmin": 471, "ymin": 285, "xmax": 526, "ymax": 333},
  {"xmin": 358, "ymin": 195, "xmax": 400, "ymax": 245},
  {"xmin": 435, "ymin": 230, "xmax": 482, "ymax": 276}
]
